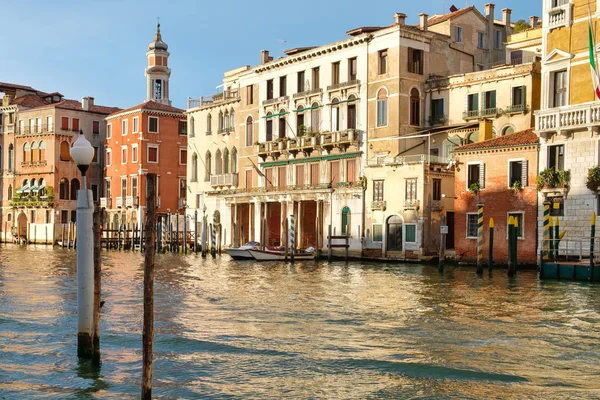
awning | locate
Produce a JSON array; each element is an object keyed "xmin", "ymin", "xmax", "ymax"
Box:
[
  {"xmin": 293, "ymin": 104, "xmax": 323, "ymax": 113},
  {"xmin": 32, "ymin": 181, "xmax": 46, "ymax": 192},
  {"xmin": 262, "ymin": 112, "xmax": 290, "ymax": 119},
  {"xmin": 16, "ymin": 183, "xmax": 29, "ymax": 194},
  {"xmin": 326, "ymin": 98, "xmax": 360, "ymax": 106}
]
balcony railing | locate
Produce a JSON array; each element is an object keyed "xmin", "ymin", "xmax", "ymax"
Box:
[
  {"xmin": 293, "ymin": 88, "xmax": 323, "ymax": 98},
  {"xmin": 16, "ymin": 124, "xmax": 54, "ymax": 135},
  {"xmin": 100, "ymin": 197, "xmax": 111, "ymax": 208},
  {"xmin": 126, "ymin": 196, "xmax": 138, "ymax": 208},
  {"xmin": 428, "ymin": 115, "xmax": 446, "ymax": 126},
  {"xmin": 548, "ymin": 2, "xmax": 572, "ymax": 31},
  {"xmin": 327, "ymin": 79, "xmax": 360, "ymax": 91},
  {"xmin": 371, "ymin": 200, "xmax": 386, "ymax": 211},
  {"xmin": 393, "ymin": 154, "xmax": 449, "ymax": 165},
  {"xmin": 463, "ymin": 110, "xmax": 480, "ymax": 120},
  {"xmin": 6, "ymin": 124, "xmax": 14, "ymax": 134},
  {"xmin": 536, "ymin": 102, "xmax": 600, "ymax": 134},
  {"xmin": 217, "ymin": 126, "xmax": 234, "ymax": 134},
  {"xmin": 431, "ymin": 200, "xmax": 443, "ymax": 211},
  {"xmin": 505, "ymin": 104, "xmax": 527, "ymax": 114},
  {"xmin": 463, "ymin": 108, "xmax": 499, "ymax": 120},
  {"xmin": 404, "ymin": 199, "xmax": 420, "ymax": 210},
  {"xmin": 187, "ymin": 89, "xmax": 240, "ymax": 109},
  {"xmin": 21, "ymin": 160, "xmax": 48, "ymax": 167},
  {"xmin": 262, "ymin": 96, "xmax": 289, "ymax": 106},
  {"xmin": 210, "ymin": 173, "xmax": 239, "ymax": 187},
  {"xmin": 116, "ymin": 196, "xmax": 124, "ymax": 208}
]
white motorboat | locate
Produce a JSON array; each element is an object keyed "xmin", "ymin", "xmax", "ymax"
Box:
[
  {"xmin": 224, "ymin": 241, "xmax": 261, "ymax": 260},
  {"xmin": 247, "ymin": 248, "xmax": 315, "ymax": 261}
]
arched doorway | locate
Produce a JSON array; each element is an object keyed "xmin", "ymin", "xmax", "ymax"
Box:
[
  {"xmin": 341, "ymin": 206, "xmax": 350, "ymax": 235},
  {"xmin": 386, "ymin": 215, "xmax": 403, "ymax": 252},
  {"xmin": 17, "ymin": 212, "xmax": 28, "ymax": 242}
]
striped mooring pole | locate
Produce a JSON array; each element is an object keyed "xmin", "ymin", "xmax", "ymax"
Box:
[
  {"xmin": 289, "ymin": 214, "xmax": 295, "ymax": 263},
  {"xmin": 211, "ymin": 213, "xmax": 217, "ymax": 258},
  {"xmin": 591, "ymin": 212, "xmax": 596, "ymax": 282},
  {"xmin": 543, "ymin": 201, "xmax": 550, "ymax": 261},
  {"xmin": 476, "ymin": 202, "xmax": 484, "ymax": 274},
  {"xmin": 548, "ymin": 215, "xmax": 554, "ymax": 262}
]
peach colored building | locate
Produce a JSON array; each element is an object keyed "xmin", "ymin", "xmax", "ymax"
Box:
[{"xmin": 102, "ymin": 24, "xmax": 187, "ymax": 227}]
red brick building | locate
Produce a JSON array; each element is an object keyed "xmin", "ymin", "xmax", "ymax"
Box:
[
  {"xmin": 452, "ymin": 129, "xmax": 539, "ymax": 264},
  {"xmin": 101, "ymin": 24, "xmax": 187, "ymax": 227}
]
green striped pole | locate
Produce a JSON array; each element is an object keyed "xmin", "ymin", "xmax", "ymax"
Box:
[
  {"xmin": 554, "ymin": 201, "xmax": 560, "ymax": 260},
  {"xmin": 488, "ymin": 218, "xmax": 494, "ymax": 272},
  {"xmin": 476, "ymin": 203, "xmax": 484, "ymax": 274},
  {"xmin": 543, "ymin": 201, "xmax": 550, "ymax": 260},
  {"xmin": 591, "ymin": 212, "xmax": 596, "ymax": 282}
]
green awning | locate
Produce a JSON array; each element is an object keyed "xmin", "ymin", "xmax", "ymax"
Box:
[
  {"xmin": 326, "ymin": 98, "xmax": 360, "ymax": 106},
  {"xmin": 293, "ymin": 104, "xmax": 323, "ymax": 113},
  {"xmin": 16, "ymin": 183, "xmax": 29, "ymax": 194},
  {"xmin": 259, "ymin": 152, "xmax": 362, "ymax": 168},
  {"xmin": 262, "ymin": 112, "xmax": 290, "ymax": 119},
  {"xmin": 322, "ymin": 152, "xmax": 361, "ymax": 161},
  {"xmin": 260, "ymin": 160, "xmax": 289, "ymax": 168}
]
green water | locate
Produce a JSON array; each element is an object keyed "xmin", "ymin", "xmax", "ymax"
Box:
[{"xmin": 0, "ymin": 245, "xmax": 599, "ymax": 399}]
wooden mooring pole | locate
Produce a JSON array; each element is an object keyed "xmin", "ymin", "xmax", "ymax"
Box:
[
  {"xmin": 142, "ymin": 174, "xmax": 157, "ymax": 400},
  {"xmin": 439, "ymin": 215, "xmax": 447, "ymax": 273},
  {"xmin": 488, "ymin": 218, "xmax": 494, "ymax": 272}
]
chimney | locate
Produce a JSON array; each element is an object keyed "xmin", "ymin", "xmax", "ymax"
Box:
[
  {"xmin": 261, "ymin": 50, "xmax": 273, "ymax": 64},
  {"xmin": 394, "ymin": 12, "xmax": 406, "ymax": 26},
  {"xmin": 82, "ymin": 96, "xmax": 94, "ymax": 111},
  {"xmin": 530, "ymin": 16, "xmax": 539, "ymax": 28},
  {"xmin": 419, "ymin": 13, "xmax": 428, "ymax": 31},
  {"xmin": 484, "ymin": 3, "xmax": 495, "ymax": 20},
  {"xmin": 502, "ymin": 8, "xmax": 512, "ymax": 30},
  {"xmin": 485, "ymin": 3, "xmax": 495, "ymax": 53},
  {"xmin": 479, "ymin": 119, "xmax": 493, "ymax": 142}
]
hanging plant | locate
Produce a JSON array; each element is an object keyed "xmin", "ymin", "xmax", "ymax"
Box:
[
  {"xmin": 469, "ymin": 182, "xmax": 481, "ymax": 195},
  {"xmin": 587, "ymin": 165, "xmax": 600, "ymax": 192}
]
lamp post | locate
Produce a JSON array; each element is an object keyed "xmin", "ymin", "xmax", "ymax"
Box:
[{"xmin": 70, "ymin": 129, "xmax": 95, "ymax": 359}]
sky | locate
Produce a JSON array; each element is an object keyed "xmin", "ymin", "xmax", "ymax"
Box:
[{"xmin": 1, "ymin": 0, "xmax": 541, "ymax": 110}]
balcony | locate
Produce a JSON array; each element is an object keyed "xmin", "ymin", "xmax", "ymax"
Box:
[
  {"xmin": 404, "ymin": 199, "xmax": 420, "ymax": 210},
  {"xmin": 320, "ymin": 129, "xmax": 358, "ymax": 150},
  {"xmin": 293, "ymin": 88, "xmax": 323, "ymax": 99},
  {"xmin": 262, "ymin": 96, "xmax": 289, "ymax": 107},
  {"xmin": 6, "ymin": 124, "xmax": 14, "ymax": 134},
  {"xmin": 126, "ymin": 196, "xmax": 138, "ymax": 208},
  {"xmin": 462, "ymin": 108, "xmax": 500, "ymax": 120},
  {"xmin": 116, "ymin": 196, "xmax": 124, "ymax": 208},
  {"xmin": 100, "ymin": 197, "xmax": 111, "ymax": 208},
  {"xmin": 547, "ymin": 2, "xmax": 572, "ymax": 31},
  {"xmin": 16, "ymin": 124, "xmax": 54, "ymax": 135},
  {"xmin": 178, "ymin": 198, "xmax": 186, "ymax": 209},
  {"xmin": 327, "ymin": 79, "xmax": 360, "ymax": 91},
  {"xmin": 217, "ymin": 126, "xmax": 234, "ymax": 134},
  {"xmin": 371, "ymin": 200, "xmax": 386, "ymax": 211},
  {"xmin": 21, "ymin": 160, "xmax": 48, "ymax": 167},
  {"xmin": 535, "ymin": 102, "xmax": 600, "ymax": 137},
  {"xmin": 505, "ymin": 104, "xmax": 528, "ymax": 114},
  {"xmin": 210, "ymin": 173, "xmax": 238, "ymax": 187},
  {"xmin": 10, "ymin": 195, "xmax": 54, "ymax": 208},
  {"xmin": 431, "ymin": 200, "xmax": 443, "ymax": 211},
  {"xmin": 428, "ymin": 115, "xmax": 446, "ymax": 126},
  {"xmin": 187, "ymin": 89, "xmax": 240, "ymax": 109}
]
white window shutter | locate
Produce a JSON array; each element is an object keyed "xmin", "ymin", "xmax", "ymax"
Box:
[
  {"xmin": 479, "ymin": 162, "xmax": 485, "ymax": 188},
  {"xmin": 521, "ymin": 159, "xmax": 528, "ymax": 186}
]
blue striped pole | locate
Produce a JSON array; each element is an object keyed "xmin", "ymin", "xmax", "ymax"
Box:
[
  {"xmin": 476, "ymin": 202, "xmax": 484, "ymax": 274},
  {"xmin": 211, "ymin": 213, "xmax": 217, "ymax": 257},
  {"xmin": 289, "ymin": 214, "xmax": 295, "ymax": 263}
]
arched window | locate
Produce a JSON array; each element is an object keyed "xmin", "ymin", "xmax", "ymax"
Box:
[
  {"xmin": 231, "ymin": 147, "xmax": 237, "ymax": 174},
  {"xmin": 215, "ymin": 149, "xmax": 223, "ymax": 175},
  {"xmin": 205, "ymin": 151, "xmax": 212, "ymax": 181},
  {"xmin": 224, "ymin": 110, "xmax": 229, "ymax": 130},
  {"xmin": 60, "ymin": 141, "xmax": 71, "ymax": 161},
  {"xmin": 8, "ymin": 144, "xmax": 14, "ymax": 172},
  {"xmin": 223, "ymin": 148, "xmax": 230, "ymax": 174},
  {"xmin": 189, "ymin": 116, "xmax": 195, "ymax": 137},
  {"xmin": 278, "ymin": 109, "xmax": 286, "ymax": 139},
  {"xmin": 7, "ymin": 184, "xmax": 12, "ymax": 201},
  {"xmin": 230, "ymin": 109, "xmax": 235, "ymax": 130},
  {"xmin": 219, "ymin": 111, "xmax": 224, "ymax": 132},
  {"xmin": 191, "ymin": 153, "xmax": 198, "ymax": 182},
  {"xmin": 22, "ymin": 179, "xmax": 28, "ymax": 195},
  {"xmin": 266, "ymin": 112, "xmax": 273, "ymax": 141},
  {"xmin": 7, "ymin": 213, "xmax": 11, "ymax": 222},
  {"xmin": 70, "ymin": 178, "xmax": 80, "ymax": 200},
  {"xmin": 502, "ymin": 126, "xmax": 515, "ymax": 136},
  {"xmin": 410, "ymin": 88, "xmax": 420, "ymax": 126},
  {"xmin": 38, "ymin": 140, "xmax": 46, "ymax": 162},
  {"xmin": 23, "ymin": 142, "xmax": 30, "ymax": 163},
  {"xmin": 310, "ymin": 102, "xmax": 320, "ymax": 132},
  {"xmin": 207, "ymin": 113, "xmax": 212, "ymax": 135},
  {"xmin": 296, "ymin": 105, "xmax": 305, "ymax": 134},
  {"xmin": 245, "ymin": 116, "xmax": 253, "ymax": 146},
  {"xmin": 341, "ymin": 206, "xmax": 351, "ymax": 236},
  {"xmin": 30, "ymin": 179, "xmax": 36, "ymax": 195},
  {"xmin": 377, "ymin": 88, "xmax": 387, "ymax": 127},
  {"xmin": 331, "ymin": 98, "xmax": 340, "ymax": 132},
  {"xmin": 347, "ymin": 95, "xmax": 357, "ymax": 129},
  {"xmin": 37, "ymin": 178, "xmax": 46, "ymax": 197},
  {"xmin": 31, "ymin": 141, "xmax": 38, "ymax": 163},
  {"xmin": 59, "ymin": 178, "xmax": 69, "ymax": 199}
]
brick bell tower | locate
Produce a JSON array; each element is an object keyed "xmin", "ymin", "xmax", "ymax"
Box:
[{"xmin": 145, "ymin": 22, "xmax": 171, "ymax": 105}]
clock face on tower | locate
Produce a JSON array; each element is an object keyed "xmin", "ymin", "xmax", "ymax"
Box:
[{"xmin": 155, "ymin": 80, "xmax": 162, "ymax": 99}]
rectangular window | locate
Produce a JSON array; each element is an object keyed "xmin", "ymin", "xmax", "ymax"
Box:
[
  {"xmin": 71, "ymin": 210, "xmax": 77, "ymax": 223},
  {"xmin": 494, "ymin": 30, "xmax": 502, "ymax": 49},
  {"xmin": 297, "ymin": 71, "xmax": 305, "ymax": 93},
  {"xmin": 373, "ymin": 180, "xmax": 384, "ymax": 201},
  {"xmin": 508, "ymin": 212, "xmax": 524, "ymax": 238},
  {"xmin": 265, "ymin": 168, "xmax": 273, "ymax": 189},
  {"xmin": 179, "ymin": 120, "xmax": 187, "ymax": 135},
  {"xmin": 91, "ymin": 184, "xmax": 99, "ymax": 202},
  {"xmin": 131, "ymin": 176, "xmax": 138, "ymax": 198},
  {"xmin": 105, "ymin": 149, "xmax": 111, "ymax": 166},
  {"xmin": 377, "ymin": 97, "xmax": 387, "ymax": 126},
  {"xmin": 45, "ymin": 209, "xmax": 52, "ymax": 223},
  {"xmin": 455, "ymin": 26, "xmax": 463, "ymax": 43},
  {"xmin": 245, "ymin": 170, "xmax": 253, "ymax": 189},
  {"xmin": 121, "ymin": 146, "xmax": 127, "ymax": 164},
  {"xmin": 92, "ymin": 146, "xmax": 98, "ymax": 163},
  {"xmin": 46, "ymin": 116, "xmax": 52, "ymax": 131},
  {"xmin": 433, "ymin": 179, "xmax": 442, "ymax": 201},
  {"xmin": 348, "ymin": 57, "xmax": 357, "ymax": 81},
  {"xmin": 312, "ymin": 67, "xmax": 320, "ymax": 89},
  {"xmin": 132, "ymin": 145, "xmax": 138, "ymax": 163},
  {"xmin": 61, "ymin": 210, "xmax": 68, "ymax": 223},
  {"xmin": 61, "ymin": 117, "xmax": 69, "ymax": 130},
  {"xmin": 483, "ymin": 90, "xmax": 497, "ymax": 111},
  {"xmin": 121, "ymin": 177, "xmax": 127, "ymax": 198},
  {"xmin": 72, "ymin": 118, "xmax": 79, "ymax": 132},
  {"xmin": 246, "ymin": 85, "xmax": 254, "ymax": 105},
  {"xmin": 467, "ymin": 162, "xmax": 484, "ymax": 188},
  {"xmin": 148, "ymin": 117, "xmax": 158, "ymax": 133},
  {"xmin": 510, "ymin": 50, "xmax": 523, "ymax": 65},
  {"xmin": 407, "ymin": 48, "xmax": 423, "ymax": 75},
  {"xmin": 296, "ymin": 165, "xmax": 305, "ymax": 186},
  {"xmin": 405, "ymin": 225, "xmax": 417, "ymax": 243},
  {"xmin": 148, "ymin": 146, "xmax": 158, "ymax": 163},
  {"xmin": 431, "ymin": 98, "xmax": 444, "ymax": 124},
  {"xmin": 332, "ymin": 62, "xmax": 340, "ymax": 85},
  {"xmin": 106, "ymin": 123, "xmax": 112, "ymax": 138},
  {"xmin": 477, "ymin": 32, "xmax": 485, "ymax": 49},
  {"xmin": 310, "ymin": 163, "xmax": 319, "ymax": 186},
  {"xmin": 346, "ymin": 159, "xmax": 356, "ymax": 183},
  {"xmin": 553, "ymin": 70, "xmax": 567, "ymax": 107},
  {"xmin": 372, "ymin": 224, "xmax": 383, "ymax": 241},
  {"xmin": 180, "ymin": 148, "xmax": 187, "ymax": 165},
  {"xmin": 378, "ymin": 50, "xmax": 387, "ymax": 74},
  {"xmin": 105, "ymin": 179, "xmax": 111, "ymax": 199},
  {"xmin": 509, "ymin": 160, "xmax": 523, "ymax": 187},
  {"xmin": 467, "ymin": 93, "xmax": 479, "ymax": 112},
  {"xmin": 512, "ymin": 86, "xmax": 526, "ymax": 108},
  {"xmin": 122, "ymin": 119, "xmax": 128, "ymax": 135},
  {"xmin": 132, "ymin": 117, "xmax": 139, "ymax": 133},
  {"xmin": 467, "ymin": 213, "xmax": 478, "ymax": 238},
  {"xmin": 405, "ymin": 178, "xmax": 417, "ymax": 201},
  {"xmin": 266, "ymin": 79, "xmax": 274, "ymax": 99},
  {"xmin": 280, "ymin": 76, "xmax": 287, "ymax": 97},
  {"xmin": 548, "ymin": 144, "xmax": 565, "ymax": 170},
  {"xmin": 330, "ymin": 161, "xmax": 340, "ymax": 185},
  {"xmin": 93, "ymin": 120, "xmax": 100, "ymax": 135},
  {"xmin": 278, "ymin": 166, "xmax": 286, "ymax": 189},
  {"xmin": 266, "ymin": 119, "xmax": 273, "ymax": 141}
]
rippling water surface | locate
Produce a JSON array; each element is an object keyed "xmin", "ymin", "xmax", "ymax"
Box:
[{"xmin": 1, "ymin": 244, "xmax": 599, "ymax": 399}]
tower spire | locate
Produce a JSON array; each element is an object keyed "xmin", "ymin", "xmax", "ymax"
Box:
[{"xmin": 146, "ymin": 21, "xmax": 171, "ymax": 105}]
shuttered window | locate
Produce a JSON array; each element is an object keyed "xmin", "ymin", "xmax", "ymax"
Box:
[
  {"xmin": 245, "ymin": 170, "xmax": 253, "ymax": 189},
  {"xmin": 330, "ymin": 161, "xmax": 340, "ymax": 185},
  {"xmin": 311, "ymin": 163, "xmax": 319, "ymax": 186},
  {"xmin": 296, "ymin": 165, "xmax": 305, "ymax": 186},
  {"xmin": 278, "ymin": 166, "xmax": 286, "ymax": 189},
  {"xmin": 346, "ymin": 159, "xmax": 356, "ymax": 183},
  {"xmin": 265, "ymin": 168, "xmax": 273, "ymax": 189},
  {"xmin": 509, "ymin": 159, "xmax": 528, "ymax": 188},
  {"xmin": 467, "ymin": 162, "xmax": 485, "ymax": 189}
]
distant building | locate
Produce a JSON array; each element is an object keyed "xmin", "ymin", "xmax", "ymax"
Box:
[{"xmin": 102, "ymin": 24, "xmax": 187, "ymax": 229}]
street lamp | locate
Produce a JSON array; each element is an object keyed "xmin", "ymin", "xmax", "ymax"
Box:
[{"xmin": 70, "ymin": 129, "xmax": 95, "ymax": 359}]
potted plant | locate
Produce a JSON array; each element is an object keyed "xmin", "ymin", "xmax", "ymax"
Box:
[
  {"xmin": 536, "ymin": 168, "xmax": 570, "ymax": 191},
  {"xmin": 587, "ymin": 165, "xmax": 600, "ymax": 192},
  {"xmin": 469, "ymin": 182, "xmax": 481, "ymax": 195},
  {"xmin": 511, "ymin": 180, "xmax": 522, "ymax": 192},
  {"xmin": 254, "ymin": 141, "xmax": 261, "ymax": 152}
]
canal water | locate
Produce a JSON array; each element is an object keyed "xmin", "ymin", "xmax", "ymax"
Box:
[{"xmin": 0, "ymin": 245, "xmax": 599, "ymax": 399}]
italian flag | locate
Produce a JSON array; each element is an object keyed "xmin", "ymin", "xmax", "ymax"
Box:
[{"xmin": 589, "ymin": 10, "xmax": 600, "ymax": 101}]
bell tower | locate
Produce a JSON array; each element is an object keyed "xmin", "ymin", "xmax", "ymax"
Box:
[{"xmin": 145, "ymin": 22, "xmax": 171, "ymax": 105}]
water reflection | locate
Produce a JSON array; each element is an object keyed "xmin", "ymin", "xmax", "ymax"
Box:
[{"xmin": 0, "ymin": 244, "xmax": 599, "ymax": 399}]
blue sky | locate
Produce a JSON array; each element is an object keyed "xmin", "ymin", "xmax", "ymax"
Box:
[{"xmin": 1, "ymin": 0, "xmax": 541, "ymax": 110}]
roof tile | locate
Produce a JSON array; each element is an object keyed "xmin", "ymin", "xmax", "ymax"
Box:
[{"xmin": 452, "ymin": 129, "xmax": 538, "ymax": 152}]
